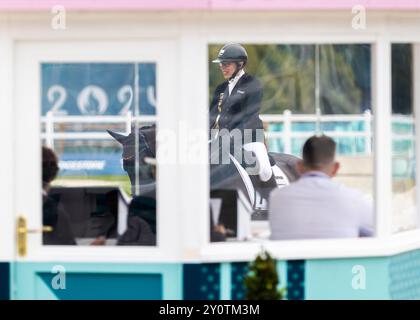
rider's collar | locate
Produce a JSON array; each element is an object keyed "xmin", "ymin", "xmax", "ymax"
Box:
[{"xmin": 228, "ymin": 68, "xmax": 245, "ymax": 84}]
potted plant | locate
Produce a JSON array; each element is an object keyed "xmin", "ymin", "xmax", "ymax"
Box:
[{"xmin": 243, "ymin": 249, "xmax": 285, "ymax": 300}]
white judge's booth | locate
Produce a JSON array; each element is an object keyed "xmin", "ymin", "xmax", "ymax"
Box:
[{"xmin": 1, "ymin": 9, "xmax": 420, "ymax": 300}]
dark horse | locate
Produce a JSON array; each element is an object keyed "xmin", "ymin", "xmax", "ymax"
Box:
[{"xmin": 108, "ymin": 124, "xmax": 300, "ymax": 218}]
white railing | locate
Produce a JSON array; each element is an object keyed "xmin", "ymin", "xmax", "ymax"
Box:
[
  {"xmin": 41, "ymin": 112, "xmax": 157, "ymax": 148},
  {"xmin": 41, "ymin": 109, "xmax": 413, "ymax": 156},
  {"xmin": 261, "ymin": 109, "xmax": 374, "ymax": 155}
]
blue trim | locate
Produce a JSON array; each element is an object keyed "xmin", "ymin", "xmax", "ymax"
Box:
[
  {"xmin": 230, "ymin": 262, "xmax": 248, "ymax": 300},
  {"xmin": 0, "ymin": 263, "xmax": 10, "ymax": 300},
  {"xmin": 38, "ymin": 272, "xmax": 162, "ymax": 300},
  {"xmin": 183, "ymin": 263, "xmax": 220, "ymax": 300},
  {"xmin": 287, "ymin": 260, "xmax": 305, "ymax": 300}
]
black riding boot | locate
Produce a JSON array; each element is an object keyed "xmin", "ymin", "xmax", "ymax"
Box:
[{"xmin": 249, "ymin": 172, "xmax": 277, "ymax": 202}]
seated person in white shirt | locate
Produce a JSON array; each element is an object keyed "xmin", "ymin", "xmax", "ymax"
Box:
[{"xmin": 269, "ymin": 135, "xmax": 373, "ymax": 240}]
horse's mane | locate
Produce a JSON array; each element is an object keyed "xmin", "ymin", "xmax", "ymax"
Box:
[{"xmin": 138, "ymin": 124, "xmax": 156, "ymax": 157}]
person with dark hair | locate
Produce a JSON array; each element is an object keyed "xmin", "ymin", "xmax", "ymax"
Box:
[
  {"xmin": 269, "ymin": 135, "xmax": 373, "ymax": 239},
  {"xmin": 42, "ymin": 146, "xmax": 76, "ymax": 245},
  {"xmin": 42, "ymin": 146, "xmax": 59, "ymax": 191}
]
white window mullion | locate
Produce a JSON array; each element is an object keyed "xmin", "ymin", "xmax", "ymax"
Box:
[
  {"xmin": 178, "ymin": 28, "xmax": 210, "ymax": 259},
  {"xmin": 373, "ymin": 39, "xmax": 393, "ymax": 238}
]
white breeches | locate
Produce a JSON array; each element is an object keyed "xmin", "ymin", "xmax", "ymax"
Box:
[{"xmin": 243, "ymin": 142, "xmax": 273, "ymax": 182}]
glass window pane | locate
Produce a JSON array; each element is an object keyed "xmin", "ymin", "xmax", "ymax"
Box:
[
  {"xmin": 208, "ymin": 43, "xmax": 373, "ymax": 242},
  {"xmin": 391, "ymin": 44, "xmax": 417, "ymax": 232},
  {"xmin": 41, "ymin": 63, "xmax": 157, "ymax": 246}
]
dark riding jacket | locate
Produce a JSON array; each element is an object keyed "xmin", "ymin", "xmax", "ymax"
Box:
[{"xmin": 209, "ymin": 73, "xmax": 264, "ymax": 144}]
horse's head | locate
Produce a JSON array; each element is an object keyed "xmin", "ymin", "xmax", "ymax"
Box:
[{"xmin": 107, "ymin": 125, "xmax": 156, "ymax": 191}]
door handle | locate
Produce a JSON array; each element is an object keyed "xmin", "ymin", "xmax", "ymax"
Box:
[{"xmin": 17, "ymin": 216, "xmax": 53, "ymax": 257}]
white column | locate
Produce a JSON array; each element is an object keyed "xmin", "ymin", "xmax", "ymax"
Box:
[
  {"xmin": 177, "ymin": 16, "xmax": 209, "ymax": 259},
  {"xmin": 0, "ymin": 25, "xmax": 15, "ymax": 262},
  {"xmin": 372, "ymin": 39, "xmax": 393, "ymax": 238}
]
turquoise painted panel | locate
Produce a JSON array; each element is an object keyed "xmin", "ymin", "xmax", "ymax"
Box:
[
  {"xmin": 305, "ymin": 257, "xmax": 390, "ymax": 299},
  {"xmin": 11, "ymin": 262, "xmax": 182, "ymax": 300},
  {"xmin": 11, "ymin": 252, "xmax": 420, "ymax": 300},
  {"xmin": 34, "ymin": 274, "xmax": 61, "ymax": 300},
  {"xmin": 276, "ymin": 260, "xmax": 287, "ymax": 299},
  {"xmin": 220, "ymin": 263, "xmax": 231, "ymax": 300},
  {"xmin": 38, "ymin": 272, "xmax": 162, "ymax": 300},
  {"xmin": 389, "ymin": 249, "xmax": 420, "ymax": 299}
]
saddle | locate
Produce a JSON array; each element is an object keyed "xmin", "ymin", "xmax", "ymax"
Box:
[{"xmin": 228, "ymin": 151, "xmax": 290, "ymax": 217}]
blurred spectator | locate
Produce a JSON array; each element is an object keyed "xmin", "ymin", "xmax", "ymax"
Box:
[
  {"xmin": 269, "ymin": 135, "xmax": 373, "ymax": 240},
  {"xmin": 117, "ymin": 196, "xmax": 156, "ymax": 246},
  {"xmin": 42, "ymin": 146, "xmax": 76, "ymax": 245},
  {"xmin": 210, "ymin": 205, "xmax": 227, "ymax": 242}
]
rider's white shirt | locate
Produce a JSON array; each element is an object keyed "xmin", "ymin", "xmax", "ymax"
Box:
[
  {"xmin": 228, "ymin": 69, "xmax": 245, "ymax": 95},
  {"xmin": 269, "ymin": 171, "xmax": 374, "ymax": 240}
]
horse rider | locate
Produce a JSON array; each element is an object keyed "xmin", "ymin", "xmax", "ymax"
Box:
[{"xmin": 209, "ymin": 43, "xmax": 277, "ymax": 195}]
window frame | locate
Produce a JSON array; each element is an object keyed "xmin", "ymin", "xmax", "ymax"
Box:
[
  {"xmin": 13, "ymin": 39, "xmax": 181, "ymax": 263},
  {"xmin": 197, "ymin": 33, "xmax": 420, "ymax": 261}
]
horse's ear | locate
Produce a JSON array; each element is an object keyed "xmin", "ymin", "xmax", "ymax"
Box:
[{"xmin": 107, "ymin": 130, "xmax": 127, "ymax": 144}]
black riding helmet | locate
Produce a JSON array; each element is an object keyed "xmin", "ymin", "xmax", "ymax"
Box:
[
  {"xmin": 212, "ymin": 43, "xmax": 248, "ymax": 68},
  {"xmin": 212, "ymin": 43, "xmax": 248, "ymax": 81}
]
